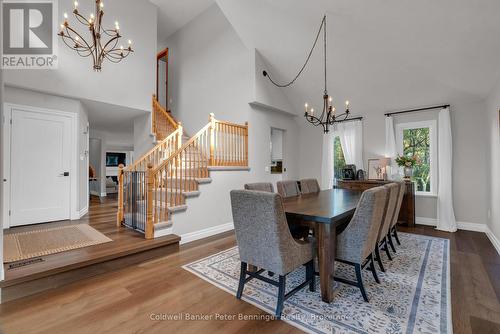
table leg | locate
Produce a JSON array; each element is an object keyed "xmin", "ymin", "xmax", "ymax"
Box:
[{"xmin": 317, "ymin": 223, "xmax": 337, "ymax": 303}]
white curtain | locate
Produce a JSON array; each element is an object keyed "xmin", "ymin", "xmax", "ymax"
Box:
[
  {"xmin": 385, "ymin": 116, "xmax": 398, "ymax": 177},
  {"xmin": 437, "ymin": 107, "xmax": 457, "ymax": 232},
  {"xmin": 337, "ymin": 120, "xmax": 364, "ymax": 170},
  {"xmin": 321, "ymin": 132, "xmax": 335, "ymax": 190}
]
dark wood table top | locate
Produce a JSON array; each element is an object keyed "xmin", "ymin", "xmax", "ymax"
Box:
[{"xmin": 282, "ymin": 188, "xmax": 362, "ymax": 224}]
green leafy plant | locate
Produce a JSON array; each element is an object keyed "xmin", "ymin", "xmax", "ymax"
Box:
[{"xmin": 395, "ymin": 154, "xmax": 419, "ymax": 167}]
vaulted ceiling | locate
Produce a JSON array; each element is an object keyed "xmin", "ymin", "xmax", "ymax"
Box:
[
  {"xmin": 217, "ymin": 0, "xmax": 500, "ymax": 115},
  {"xmin": 151, "ymin": 0, "xmax": 215, "ymax": 43}
]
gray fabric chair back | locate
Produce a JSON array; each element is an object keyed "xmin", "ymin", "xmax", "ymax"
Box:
[
  {"xmin": 300, "ymin": 178, "xmax": 320, "ymax": 194},
  {"xmin": 244, "ymin": 182, "xmax": 274, "ymax": 193},
  {"xmin": 230, "ymin": 190, "xmax": 311, "ymax": 275},
  {"xmin": 390, "ymin": 182, "xmax": 406, "ymax": 228},
  {"xmin": 276, "ymin": 180, "xmax": 300, "ymax": 198},
  {"xmin": 378, "ymin": 183, "xmax": 400, "ymax": 240},
  {"xmin": 337, "ymin": 187, "xmax": 388, "ymax": 263}
]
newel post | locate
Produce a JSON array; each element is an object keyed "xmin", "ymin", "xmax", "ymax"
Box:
[
  {"xmin": 152, "ymin": 95, "xmax": 157, "ymax": 134},
  {"xmin": 244, "ymin": 121, "xmax": 249, "ymax": 166},
  {"xmin": 209, "ymin": 113, "xmax": 215, "ymax": 166},
  {"xmin": 145, "ymin": 163, "xmax": 155, "ymax": 239},
  {"xmin": 116, "ymin": 164, "xmax": 125, "ymax": 227},
  {"xmin": 177, "ymin": 122, "xmax": 183, "ymax": 150}
]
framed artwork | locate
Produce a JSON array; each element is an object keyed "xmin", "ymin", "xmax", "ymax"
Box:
[{"xmin": 368, "ymin": 159, "xmax": 384, "ymax": 180}]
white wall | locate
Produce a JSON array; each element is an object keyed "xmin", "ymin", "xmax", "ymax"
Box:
[
  {"xmin": 0, "ymin": 0, "xmax": 4, "ymax": 281},
  {"xmin": 297, "ymin": 97, "xmax": 490, "ymax": 225},
  {"xmin": 4, "ymin": 86, "xmax": 89, "ymax": 216},
  {"xmin": 161, "ymin": 4, "xmax": 300, "ymax": 236},
  {"xmin": 486, "ymin": 80, "xmax": 500, "ymax": 242},
  {"xmin": 3, "ymin": 0, "xmax": 157, "ymax": 112}
]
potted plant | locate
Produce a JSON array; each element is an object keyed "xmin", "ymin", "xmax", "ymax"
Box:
[{"xmin": 395, "ymin": 155, "xmax": 419, "ymax": 179}]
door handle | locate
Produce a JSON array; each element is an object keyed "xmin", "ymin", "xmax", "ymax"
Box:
[{"xmin": 59, "ymin": 172, "xmax": 70, "ymax": 177}]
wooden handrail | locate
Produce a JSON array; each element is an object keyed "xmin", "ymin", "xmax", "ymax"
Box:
[
  {"xmin": 126, "ymin": 125, "xmax": 183, "ymax": 172},
  {"xmin": 119, "ymin": 112, "xmax": 248, "ymax": 238},
  {"xmin": 152, "ymin": 95, "xmax": 179, "ymax": 140}
]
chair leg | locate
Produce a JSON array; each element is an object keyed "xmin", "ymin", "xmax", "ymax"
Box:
[
  {"xmin": 369, "ymin": 254, "xmax": 380, "ymax": 284},
  {"xmin": 354, "ymin": 263, "xmax": 369, "ymax": 302},
  {"xmin": 236, "ymin": 262, "xmax": 247, "ymax": 299},
  {"xmin": 387, "ymin": 233, "xmax": 397, "ymax": 253},
  {"xmin": 374, "ymin": 245, "xmax": 385, "ymax": 272},
  {"xmin": 383, "ymin": 238, "xmax": 393, "ymax": 261},
  {"xmin": 268, "ymin": 271, "xmax": 275, "ymax": 277},
  {"xmin": 276, "ymin": 275, "xmax": 286, "ymax": 319},
  {"xmin": 306, "ymin": 260, "xmax": 315, "ymax": 292},
  {"xmin": 393, "ymin": 227, "xmax": 401, "ymax": 245}
]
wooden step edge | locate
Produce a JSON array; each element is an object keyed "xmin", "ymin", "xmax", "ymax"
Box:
[
  {"xmin": 0, "ymin": 234, "xmax": 181, "ymax": 289},
  {"xmin": 195, "ymin": 177, "xmax": 212, "ymax": 184},
  {"xmin": 183, "ymin": 190, "xmax": 201, "ymax": 198},
  {"xmin": 154, "ymin": 221, "xmax": 173, "ymax": 231},
  {"xmin": 167, "ymin": 205, "xmax": 188, "ymax": 213},
  {"xmin": 208, "ymin": 166, "xmax": 251, "ymax": 171}
]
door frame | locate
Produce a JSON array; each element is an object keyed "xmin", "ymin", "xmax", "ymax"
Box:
[{"xmin": 2, "ymin": 103, "xmax": 78, "ymax": 229}]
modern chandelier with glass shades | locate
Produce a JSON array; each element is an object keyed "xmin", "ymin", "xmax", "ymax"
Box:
[
  {"xmin": 58, "ymin": 0, "xmax": 134, "ymax": 71},
  {"xmin": 263, "ymin": 15, "xmax": 352, "ymax": 133}
]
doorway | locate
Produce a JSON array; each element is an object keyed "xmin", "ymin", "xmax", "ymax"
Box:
[
  {"xmin": 270, "ymin": 127, "xmax": 286, "ymax": 180},
  {"xmin": 3, "ymin": 104, "xmax": 76, "ymax": 227}
]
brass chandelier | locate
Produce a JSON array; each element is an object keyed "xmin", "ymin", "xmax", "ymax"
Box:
[
  {"xmin": 263, "ymin": 15, "xmax": 351, "ymax": 133},
  {"xmin": 58, "ymin": 0, "xmax": 134, "ymax": 71}
]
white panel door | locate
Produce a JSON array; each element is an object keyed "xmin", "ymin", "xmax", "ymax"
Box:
[{"xmin": 10, "ymin": 108, "xmax": 72, "ymax": 226}]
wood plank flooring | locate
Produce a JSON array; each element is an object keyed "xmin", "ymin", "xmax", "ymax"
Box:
[
  {"xmin": 0, "ymin": 204, "xmax": 499, "ymax": 333},
  {"xmin": 2, "ymin": 196, "xmax": 180, "ymax": 288}
]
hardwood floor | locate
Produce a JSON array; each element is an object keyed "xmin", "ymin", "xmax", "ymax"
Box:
[
  {"xmin": 0, "ymin": 212, "xmax": 499, "ymax": 333},
  {"xmin": 1, "ymin": 195, "xmax": 180, "ymax": 301}
]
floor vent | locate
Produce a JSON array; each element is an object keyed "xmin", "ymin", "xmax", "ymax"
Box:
[{"xmin": 8, "ymin": 257, "xmax": 44, "ymax": 270}]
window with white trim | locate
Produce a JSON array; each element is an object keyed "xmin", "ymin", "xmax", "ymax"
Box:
[{"xmin": 396, "ymin": 120, "xmax": 437, "ymax": 196}]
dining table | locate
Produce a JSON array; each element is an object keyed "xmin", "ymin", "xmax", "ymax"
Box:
[{"xmin": 282, "ymin": 188, "xmax": 362, "ymax": 303}]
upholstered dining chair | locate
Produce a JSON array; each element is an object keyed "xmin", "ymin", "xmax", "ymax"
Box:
[
  {"xmin": 374, "ymin": 183, "xmax": 400, "ymax": 272},
  {"xmin": 335, "ymin": 186, "xmax": 388, "ymax": 302},
  {"xmin": 276, "ymin": 180, "xmax": 300, "ymax": 197},
  {"xmin": 276, "ymin": 180, "xmax": 310, "ymax": 239},
  {"xmin": 244, "ymin": 182, "xmax": 274, "ymax": 192},
  {"xmin": 389, "ymin": 182, "xmax": 406, "ymax": 247},
  {"xmin": 230, "ymin": 190, "xmax": 315, "ymax": 319},
  {"xmin": 300, "ymin": 178, "xmax": 320, "ymax": 194}
]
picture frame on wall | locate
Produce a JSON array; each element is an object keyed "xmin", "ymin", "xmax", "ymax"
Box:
[{"xmin": 368, "ymin": 159, "xmax": 384, "ymax": 180}]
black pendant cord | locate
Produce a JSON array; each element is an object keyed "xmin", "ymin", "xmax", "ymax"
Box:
[{"xmin": 263, "ymin": 15, "xmax": 326, "ymax": 88}]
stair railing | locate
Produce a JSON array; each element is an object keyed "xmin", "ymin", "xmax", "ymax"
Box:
[
  {"xmin": 118, "ymin": 113, "xmax": 248, "ymax": 238},
  {"xmin": 152, "ymin": 94, "xmax": 179, "ymax": 141}
]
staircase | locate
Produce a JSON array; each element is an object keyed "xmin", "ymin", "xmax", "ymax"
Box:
[{"xmin": 116, "ymin": 96, "xmax": 248, "ymax": 239}]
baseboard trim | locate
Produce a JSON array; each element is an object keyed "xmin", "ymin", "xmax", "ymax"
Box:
[
  {"xmin": 485, "ymin": 226, "xmax": 500, "ymax": 256},
  {"xmin": 78, "ymin": 206, "xmax": 88, "ymax": 219},
  {"xmin": 179, "ymin": 222, "xmax": 234, "ymax": 245},
  {"xmin": 415, "ymin": 217, "xmax": 500, "ymax": 255}
]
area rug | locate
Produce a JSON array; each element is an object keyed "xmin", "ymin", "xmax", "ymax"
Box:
[
  {"xmin": 183, "ymin": 232, "xmax": 451, "ymax": 334},
  {"xmin": 4, "ymin": 224, "xmax": 113, "ymax": 263}
]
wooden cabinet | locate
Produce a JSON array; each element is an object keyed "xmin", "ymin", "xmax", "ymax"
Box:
[{"xmin": 336, "ymin": 180, "xmax": 416, "ymax": 227}]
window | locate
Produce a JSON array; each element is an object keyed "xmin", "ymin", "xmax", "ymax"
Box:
[
  {"xmin": 333, "ymin": 136, "xmax": 346, "ymax": 181},
  {"xmin": 396, "ymin": 121, "xmax": 437, "ymax": 195}
]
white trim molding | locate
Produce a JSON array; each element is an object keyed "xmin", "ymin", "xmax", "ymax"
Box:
[
  {"xmin": 78, "ymin": 206, "xmax": 89, "ymax": 219},
  {"xmin": 486, "ymin": 227, "xmax": 500, "ymax": 256},
  {"xmin": 178, "ymin": 222, "xmax": 234, "ymax": 245},
  {"xmin": 416, "ymin": 217, "xmax": 500, "ymax": 255}
]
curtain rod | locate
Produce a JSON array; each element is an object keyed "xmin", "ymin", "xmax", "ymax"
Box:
[
  {"xmin": 384, "ymin": 104, "xmax": 450, "ymax": 117},
  {"xmin": 334, "ymin": 116, "xmax": 363, "ymax": 123}
]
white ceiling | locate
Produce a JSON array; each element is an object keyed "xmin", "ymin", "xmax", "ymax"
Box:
[
  {"xmin": 217, "ymin": 0, "xmax": 500, "ymax": 115},
  {"xmin": 151, "ymin": 0, "xmax": 215, "ymax": 43},
  {"xmin": 83, "ymin": 99, "xmax": 148, "ymax": 132}
]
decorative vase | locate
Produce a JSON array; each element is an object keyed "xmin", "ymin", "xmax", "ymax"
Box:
[{"xmin": 403, "ymin": 166, "xmax": 413, "ymax": 179}]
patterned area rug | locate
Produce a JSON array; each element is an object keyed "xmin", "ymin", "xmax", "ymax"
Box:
[{"xmin": 183, "ymin": 232, "xmax": 451, "ymax": 334}]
